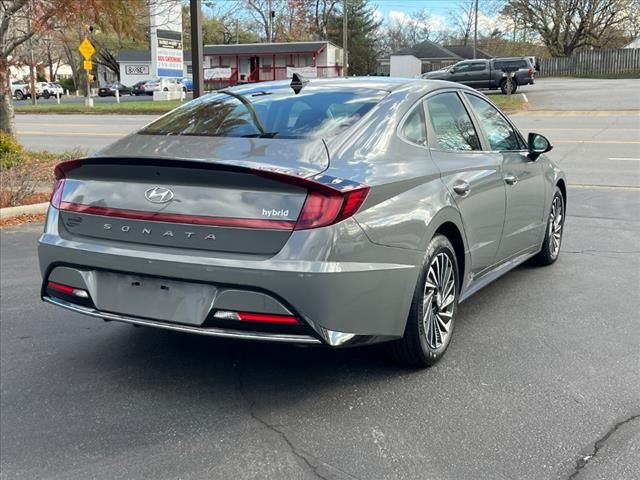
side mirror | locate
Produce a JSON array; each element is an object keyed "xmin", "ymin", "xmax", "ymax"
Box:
[{"xmin": 528, "ymin": 132, "xmax": 553, "ymax": 160}]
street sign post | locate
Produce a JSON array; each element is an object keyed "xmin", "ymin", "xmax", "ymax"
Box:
[{"xmin": 79, "ymin": 38, "xmax": 95, "ymax": 107}]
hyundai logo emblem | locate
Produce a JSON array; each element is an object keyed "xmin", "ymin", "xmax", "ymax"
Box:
[{"xmin": 144, "ymin": 186, "xmax": 174, "ymax": 204}]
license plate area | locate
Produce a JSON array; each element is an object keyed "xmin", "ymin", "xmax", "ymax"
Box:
[{"xmin": 93, "ymin": 272, "xmax": 216, "ymax": 326}]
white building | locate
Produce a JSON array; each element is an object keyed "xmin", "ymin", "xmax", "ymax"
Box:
[{"xmin": 115, "ymin": 41, "xmax": 344, "ymax": 87}]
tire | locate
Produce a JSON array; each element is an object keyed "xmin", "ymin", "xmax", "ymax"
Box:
[
  {"xmin": 14, "ymin": 90, "xmax": 24, "ymax": 100},
  {"xmin": 43, "ymin": 91, "xmax": 50, "ymax": 99},
  {"xmin": 163, "ymin": 87, "xmax": 168, "ymax": 92},
  {"xmin": 531, "ymin": 187, "xmax": 565, "ymax": 266},
  {"xmin": 389, "ymin": 234, "xmax": 459, "ymax": 367},
  {"xmin": 500, "ymin": 79, "xmax": 518, "ymax": 95}
]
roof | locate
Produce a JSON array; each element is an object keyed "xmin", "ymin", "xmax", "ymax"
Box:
[
  {"xmin": 391, "ymin": 41, "xmax": 460, "ymax": 60},
  {"xmin": 443, "ymin": 45, "xmax": 493, "ymax": 59},
  {"xmin": 203, "ymin": 41, "xmax": 339, "ymax": 56},
  {"xmin": 117, "ymin": 49, "xmax": 192, "ymax": 62}
]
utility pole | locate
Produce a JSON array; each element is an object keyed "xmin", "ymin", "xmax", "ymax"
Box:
[
  {"xmin": 343, "ymin": 0, "xmax": 348, "ymax": 77},
  {"xmin": 190, "ymin": 0, "xmax": 204, "ymax": 98},
  {"xmin": 26, "ymin": 1, "xmax": 36, "ymax": 105},
  {"xmin": 472, "ymin": 0, "xmax": 479, "ymax": 59},
  {"xmin": 268, "ymin": 0, "xmax": 272, "ymax": 43}
]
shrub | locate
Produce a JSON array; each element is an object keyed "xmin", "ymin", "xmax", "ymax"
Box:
[
  {"xmin": 1, "ymin": 146, "xmax": 83, "ymax": 208},
  {"xmin": 0, "ymin": 134, "xmax": 27, "ymax": 169}
]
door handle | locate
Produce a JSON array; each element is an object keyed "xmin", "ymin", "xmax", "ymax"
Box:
[
  {"xmin": 452, "ymin": 181, "xmax": 471, "ymax": 196},
  {"xmin": 504, "ymin": 174, "xmax": 518, "ymax": 185}
]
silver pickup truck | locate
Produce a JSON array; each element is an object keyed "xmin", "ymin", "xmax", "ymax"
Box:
[{"xmin": 423, "ymin": 57, "xmax": 535, "ymax": 94}]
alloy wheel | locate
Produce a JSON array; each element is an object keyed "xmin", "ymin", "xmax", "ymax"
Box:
[
  {"xmin": 549, "ymin": 195, "xmax": 563, "ymax": 259},
  {"xmin": 423, "ymin": 252, "xmax": 456, "ymax": 349}
]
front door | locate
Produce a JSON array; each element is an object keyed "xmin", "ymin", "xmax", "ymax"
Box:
[
  {"xmin": 463, "ymin": 93, "xmax": 546, "ymax": 262},
  {"xmin": 249, "ymin": 56, "xmax": 260, "ymax": 82},
  {"xmin": 425, "ymin": 91, "xmax": 507, "ymax": 277}
]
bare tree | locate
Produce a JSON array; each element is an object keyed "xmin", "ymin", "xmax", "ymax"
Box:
[
  {"xmin": 449, "ymin": 0, "xmax": 475, "ymax": 45},
  {"xmin": 506, "ymin": 0, "xmax": 632, "ymax": 56}
]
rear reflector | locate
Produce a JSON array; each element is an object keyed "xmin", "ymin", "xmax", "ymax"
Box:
[
  {"xmin": 213, "ymin": 310, "xmax": 299, "ymax": 324},
  {"xmin": 47, "ymin": 281, "xmax": 89, "ymax": 298}
]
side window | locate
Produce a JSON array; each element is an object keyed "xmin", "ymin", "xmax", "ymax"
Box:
[
  {"xmin": 452, "ymin": 63, "xmax": 470, "ymax": 74},
  {"xmin": 470, "ymin": 62, "xmax": 487, "ymax": 71},
  {"xmin": 401, "ymin": 104, "xmax": 427, "ymax": 146},
  {"xmin": 465, "ymin": 94, "xmax": 523, "ymax": 151},
  {"xmin": 426, "ymin": 92, "xmax": 481, "ymax": 151}
]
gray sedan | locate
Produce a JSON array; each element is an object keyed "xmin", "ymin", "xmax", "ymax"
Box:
[{"xmin": 38, "ymin": 77, "xmax": 566, "ymax": 367}]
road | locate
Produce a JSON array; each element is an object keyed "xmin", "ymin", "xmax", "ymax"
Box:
[
  {"xmin": 515, "ymin": 78, "xmax": 640, "ymax": 111},
  {"xmin": 3, "ymin": 78, "xmax": 640, "ymax": 479}
]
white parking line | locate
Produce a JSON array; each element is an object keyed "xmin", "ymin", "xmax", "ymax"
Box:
[
  {"xmin": 608, "ymin": 157, "xmax": 640, "ymax": 161},
  {"xmin": 521, "ymin": 93, "xmax": 528, "ymax": 103}
]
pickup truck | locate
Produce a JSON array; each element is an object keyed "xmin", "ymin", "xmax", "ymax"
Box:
[{"xmin": 423, "ymin": 57, "xmax": 535, "ymax": 94}]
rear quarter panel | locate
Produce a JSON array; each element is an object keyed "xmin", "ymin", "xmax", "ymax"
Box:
[{"xmin": 325, "ymin": 85, "xmax": 468, "ymax": 257}]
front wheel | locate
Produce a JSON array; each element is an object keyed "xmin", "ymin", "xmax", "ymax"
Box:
[
  {"xmin": 389, "ymin": 234, "xmax": 459, "ymax": 367},
  {"xmin": 14, "ymin": 90, "xmax": 24, "ymax": 100},
  {"xmin": 532, "ymin": 187, "xmax": 565, "ymax": 266}
]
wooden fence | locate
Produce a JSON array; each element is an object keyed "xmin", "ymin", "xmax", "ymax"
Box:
[{"xmin": 538, "ymin": 48, "xmax": 640, "ymax": 77}]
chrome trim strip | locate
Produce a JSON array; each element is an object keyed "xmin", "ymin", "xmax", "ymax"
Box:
[{"xmin": 43, "ymin": 296, "xmax": 322, "ymax": 345}]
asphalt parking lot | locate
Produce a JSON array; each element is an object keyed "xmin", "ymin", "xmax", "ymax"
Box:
[{"xmin": 2, "ymin": 78, "xmax": 639, "ymax": 480}]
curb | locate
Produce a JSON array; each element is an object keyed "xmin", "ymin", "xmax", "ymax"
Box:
[{"xmin": 0, "ymin": 202, "xmax": 49, "ymax": 220}]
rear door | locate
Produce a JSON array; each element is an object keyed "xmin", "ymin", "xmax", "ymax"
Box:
[
  {"xmin": 463, "ymin": 92, "xmax": 546, "ymax": 262},
  {"xmin": 466, "ymin": 62, "xmax": 490, "ymax": 88},
  {"xmin": 425, "ymin": 91, "xmax": 506, "ymax": 275}
]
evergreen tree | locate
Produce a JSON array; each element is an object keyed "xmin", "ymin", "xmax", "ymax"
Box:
[{"xmin": 327, "ymin": 0, "xmax": 381, "ymax": 76}]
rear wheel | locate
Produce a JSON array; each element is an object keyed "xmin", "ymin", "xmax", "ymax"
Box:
[
  {"xmin": 389, "ymin": 235, "xmax": 459, "ymax": 367},
  {"xmin": 532, "ymin": 187, "xmax": 565, "ymax": 266},
  {"xmin": 500, "ymin": 79, "xmax": 518, "ymax": 94}
]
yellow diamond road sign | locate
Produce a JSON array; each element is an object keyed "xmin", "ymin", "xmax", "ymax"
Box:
[
  {"xmin": 79, "ymin": 38, "xmax": 95, "ymax": 60},
  {"xmin": 84, "ymin": 60, "xmax": 92, "ymax": 71}
]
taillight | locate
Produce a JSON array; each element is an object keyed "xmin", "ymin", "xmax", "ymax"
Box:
[
  {"xmin": 256, "ymin": 170, "xmax": 370, "ymax": 230},
  {"xmin": 213, "ymin": 310, "xmax": 299, "ymax": 324},
  {"xmin": 528, "ymin": 68, "xmax": 533, "ymax": 77}
]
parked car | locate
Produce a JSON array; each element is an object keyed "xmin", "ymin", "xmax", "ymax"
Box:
[
  {"xmin": 423, "ymin": 57, "xmax": 535, "ymax": 94},
  {"xmin": 10, "ymin": 81, "xmax": 28, "ymax": 100},
  {"xmin": 144, "ymin": 78, "xmax": 183, "ymax": 94},
  {"xmin": 11, "ymin": 80, "xmax": 43, "ymax": 100},
  {"xmin": 38, "ymin": 82, "xmax": 64, "ymax": 98},
  {"xmin": 181, "ymin": 77, "xmax": 193, "ymax": 92},
  {"xmin": 98, "ymin": 82, "xmax": 132, "ymax": 97},
  {"xmin": 39, "ymin": 77, "xmax": 565, "ymax": 367},
  {"xmin": 131, "ymin": 80, "xmax": 147, "ymax": 96}
]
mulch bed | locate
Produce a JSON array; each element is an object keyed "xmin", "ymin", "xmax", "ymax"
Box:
[{"xmin": 0, "ymin": 212, "xmax": 46, "ymax": 228}]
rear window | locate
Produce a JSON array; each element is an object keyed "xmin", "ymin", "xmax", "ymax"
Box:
[{"xmin": 140, "ymin": 87, "xmax": 386, "ymax": 139}]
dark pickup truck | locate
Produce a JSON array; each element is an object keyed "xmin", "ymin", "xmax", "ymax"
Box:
[{"xmin": 423, "ymin": 57, "xmax": 535, "ymax": 94}]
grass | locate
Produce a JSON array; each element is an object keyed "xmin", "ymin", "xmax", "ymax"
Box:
[
  {"xmin": 14, "ymin": 100, "xmax": 183, "ymax": 114},
  {"xmin": 489, "ymin": 94, "xmax": 529, "ymax": 112}
]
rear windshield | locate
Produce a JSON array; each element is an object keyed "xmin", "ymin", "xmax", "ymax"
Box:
[{"xmin": 140, "ymin": 87, "xmax": 386, "ymax": 139}]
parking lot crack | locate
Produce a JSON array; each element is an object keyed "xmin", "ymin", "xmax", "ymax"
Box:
[
  {"xmin": 233, "ymin": 356, "xmax": 360, "ymax": 480},
  {"xmin": 567, "ymin": 413, "xmax": 640, "ymax": 479}
]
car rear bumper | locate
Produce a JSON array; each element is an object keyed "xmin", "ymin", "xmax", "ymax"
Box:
[{"xmin": 39, "ymin": 207, "xmax": 421, "ymax": 347}]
